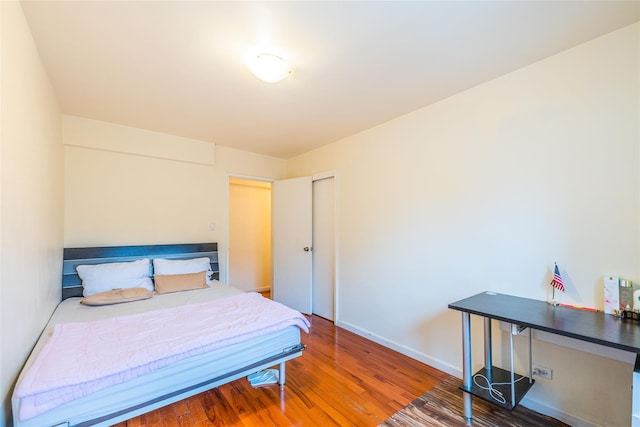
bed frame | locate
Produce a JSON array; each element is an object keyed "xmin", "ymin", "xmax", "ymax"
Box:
[
  {"xmin": 62, "ymin": 242, "xmax": 220, "ymax": 300},
  {"xmin": 27, "ymin": 242, "xmax": 305, "ymax": 426}
]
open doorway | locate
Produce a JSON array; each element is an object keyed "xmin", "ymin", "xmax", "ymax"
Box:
[
  {"xmin": 228, "ymin": 177, "xmax": 272, "ymax": 293},
  {"xmin": 229, "ymin": 173, "xmax": 336, "ymax": 321}
]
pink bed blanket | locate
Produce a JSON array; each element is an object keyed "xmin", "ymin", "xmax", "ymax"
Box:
[{"xmin": 15, "ymin": 292, "xmax": 310, "ymax": 420}]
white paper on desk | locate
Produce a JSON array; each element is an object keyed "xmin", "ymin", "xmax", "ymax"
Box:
[{"xmin": 604, "ymin": 276, "xmax": 620, "ymax": 314}]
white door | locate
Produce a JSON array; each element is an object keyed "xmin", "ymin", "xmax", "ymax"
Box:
[
  {"xmin": 312, "ymin": 177, "xmax": 335, "ymax": 320},
  {"xmin": 272, "ymin": 176, "xmax": 313, "ymax": 313}
]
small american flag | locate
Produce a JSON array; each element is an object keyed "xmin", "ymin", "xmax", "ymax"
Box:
[{"xmin": 551, "ymin": 263, "xmax": 565, "ymax": 292}]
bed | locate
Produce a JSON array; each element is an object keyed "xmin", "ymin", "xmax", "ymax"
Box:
[{"xmin": 11, "ymin": 243, "xmax": 309, "ymax": 427}]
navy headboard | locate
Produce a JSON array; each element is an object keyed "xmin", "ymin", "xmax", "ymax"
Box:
[{"xmin": 62, "ymin": 242, "xmax": 219, "ymax": 300}]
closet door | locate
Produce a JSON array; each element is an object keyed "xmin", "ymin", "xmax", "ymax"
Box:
[
  {"xmin": 272, "ymin": 176, "xmax": 312, "ymax": 314},
  {"xmin": 312, "ymin": 176, "xmax": 335, "ymax": 320}
]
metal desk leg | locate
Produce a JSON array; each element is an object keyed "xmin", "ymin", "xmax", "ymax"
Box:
[
  {"xmin": 510, "ymin": 326, "xmax": 516, "ymax": 408},
  {"xmin": 484, "ymin": 317, "xmax": 492, "ymax": 383},
  {"xmin": 462, "ymin": 312, "xmax": 472, "ymax": 421}
]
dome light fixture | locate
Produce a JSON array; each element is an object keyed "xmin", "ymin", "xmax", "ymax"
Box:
[{"xmin": 247, "ymin": 53, "xmax": 291, "ymax": 83}]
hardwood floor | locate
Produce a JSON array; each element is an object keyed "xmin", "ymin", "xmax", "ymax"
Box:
[
  {"xmin": 381, "ymin": 376, "xmax": 569, "ymax": 427},
  {"xmin": 115, "ymin": 314, "xmax": 450, "ymax": 426}
]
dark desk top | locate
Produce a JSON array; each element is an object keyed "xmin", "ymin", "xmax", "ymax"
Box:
[{"xmin": 449, "ymin": 292, "xmax": 640, "ymax": 354}]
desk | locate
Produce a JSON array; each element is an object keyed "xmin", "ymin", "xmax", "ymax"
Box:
[{"xmin": 448, "ymin": 292, "xmax": 640, "ymax": 423}]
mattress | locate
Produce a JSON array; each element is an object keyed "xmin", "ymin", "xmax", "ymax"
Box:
[{"xmin": 12, "ymin": 283, "xmax": 306, "ymax": 427}]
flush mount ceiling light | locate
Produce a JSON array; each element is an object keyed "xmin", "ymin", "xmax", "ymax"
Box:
[{"xmin": 247, "ymin": 53, "xmax": 291, "ymax": 83}]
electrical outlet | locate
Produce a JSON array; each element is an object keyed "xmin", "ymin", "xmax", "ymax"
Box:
[{"xmin": 532, "ymin": 364, "xmax": 552, "ymax": 380}]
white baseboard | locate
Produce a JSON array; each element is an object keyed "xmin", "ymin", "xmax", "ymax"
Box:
[
  {"xmin": 334, "ymin": 319, "xmax": 460, "ymax": 378},
  {"xmin": 521, "ymin": 397, "xmax": 601, "ymax": 427}
]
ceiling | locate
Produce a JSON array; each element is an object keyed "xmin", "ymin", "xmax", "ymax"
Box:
[{"xmin": 21, "ymin": 1, "xmax": 639, "ymax": 159}]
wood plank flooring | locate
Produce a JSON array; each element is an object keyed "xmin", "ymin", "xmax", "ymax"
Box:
[
  {"xmin": 114, "ymin": 314, "xmax": 449, "ymax": 426},
  {"xmin": 115, "ymin": 309, "xmax": 565, "ymax": 426}
]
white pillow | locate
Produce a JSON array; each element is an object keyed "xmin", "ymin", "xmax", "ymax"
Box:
[
  {"xmin": 76, "ymin": 259, "xmax": 153, "ymax": 297},
  {"xmin": 153, "ymin": 257, "xmax": 214, "ymax": 284}
]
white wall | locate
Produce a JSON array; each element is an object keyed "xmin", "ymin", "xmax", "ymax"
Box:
[
  {"xmin": 0, "ymin": 3, "xmax": 64, "ymax": 426},
  {"xmin": 288, "ymin": 23, "xmax": 639, "ymax": 427},
  {"xmin": 63, "ymin": 115, "xmax": 287, "ymax": 281}
]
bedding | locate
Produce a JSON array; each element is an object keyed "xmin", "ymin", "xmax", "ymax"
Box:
[
  {"xmin": 153, "ymin": 256, "xmax": 214, "ymax": 284},
  {"xmin": 12, "ymin": 281, "xmax": 309, "ymax": 427},
  {"xmin": 153, "ymin": 271, "xmax": 207, "ymax": 294},
  {"xmin": 80, "ymin": 287, "xmax": 153, "ymax": 305},
  {"xmin": 76, "ymin": 258, "xmax": 153, "ymax": 296}
]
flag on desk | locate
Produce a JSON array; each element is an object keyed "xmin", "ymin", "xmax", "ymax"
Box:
[{"xmin": 551, "ymin": 263, "xmax": 565, "ymax": 292}]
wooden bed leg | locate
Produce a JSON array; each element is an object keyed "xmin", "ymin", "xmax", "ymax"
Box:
[{"xmin": 279, "ymin": 362, "xmax": 286, "ymax": 390}]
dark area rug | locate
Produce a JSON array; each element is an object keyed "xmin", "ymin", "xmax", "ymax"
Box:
[{"xmin": 380, "ymin": 376, "xmax": 569, "ymax": 426}]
